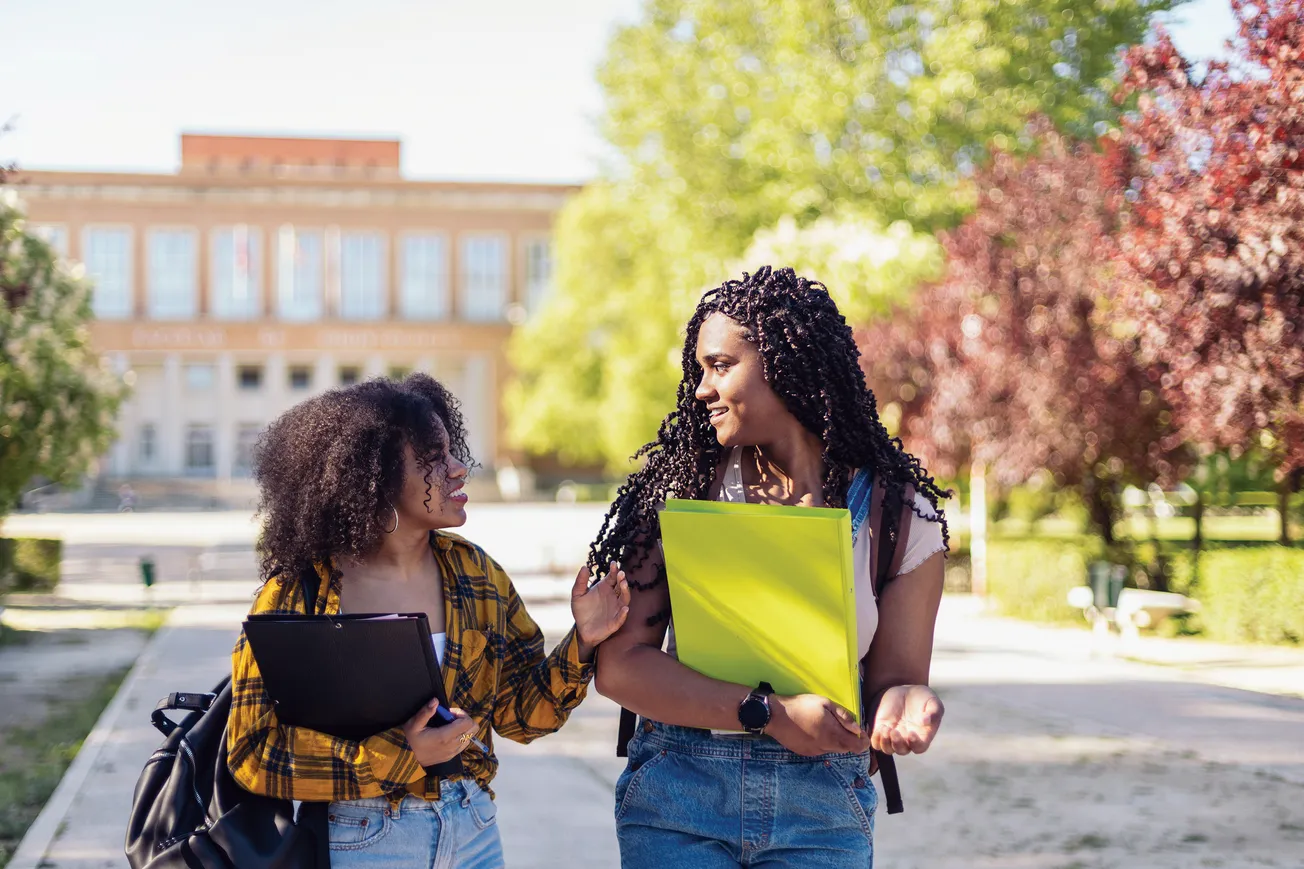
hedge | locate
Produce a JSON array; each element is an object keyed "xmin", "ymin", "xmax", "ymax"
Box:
[
  {"xmin": 0, "ymin": 537, "xmax": 63, "ymax": 595},
  {"xmin": 1187, "ymin": 547, "xmax": 1304, "ymax": 645},
  {"xmin": 986, "ymin": 538, "xmax": 1090, "ymax": 624},
  {"xmin": 982, "ymin": 537, "xmax": 1303, "ymax": 646}
]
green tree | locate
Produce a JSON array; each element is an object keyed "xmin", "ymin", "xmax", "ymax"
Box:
[
  {"xmin": 0, "ymin": 192, "xmax": 128, "ymax": 517},
  {"xmin": 510, "ymin": 0, "xmax": 1173, "ymax": 469},
  {"xmin": 741, "ymin": 216, "xmax": 944, "ymax": 324}
]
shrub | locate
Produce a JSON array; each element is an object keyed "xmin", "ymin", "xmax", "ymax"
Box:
[
  {"xmin": 0, "ymin": 537, "xmax": 62, "ymax": 595},
  {"xmin": 1189, "ymin": 547, "xmax": 1304, "ymax": 646},
  {"xmin": 986, "ymin": 538, "xmax": 1091, "ymax": 624}
]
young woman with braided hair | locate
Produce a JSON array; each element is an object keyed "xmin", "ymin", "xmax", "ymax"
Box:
[{"xmin": 593, "ymin": 266, "xmax": 949, "ymax": 868}]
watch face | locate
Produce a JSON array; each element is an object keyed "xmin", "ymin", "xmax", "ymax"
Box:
[{"xmin": 739, "ymin": 695, "xmax": 769, "ymax": 731}]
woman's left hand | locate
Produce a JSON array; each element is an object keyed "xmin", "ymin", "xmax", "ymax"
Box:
[
  {"xmin": 869, "ymin": 685, "xmax": 944, "ymax": 756},
  {"xmin": 571, "ymin": 561, "xmax": 630, "ymax": 654}
]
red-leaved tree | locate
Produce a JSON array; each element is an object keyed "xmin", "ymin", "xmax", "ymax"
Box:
[
  {"xmin": 862, "ymin": 125, "xmax": 1188, "ymax": 546},
  {"xmin": 1112, "ymin": 0, "xmax": 1304, "ymax": 541}
]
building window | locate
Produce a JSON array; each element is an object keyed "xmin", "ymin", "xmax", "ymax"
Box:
[
  {"xmin": 185, "ymin": 424, "xmax": 215, "ymax": 476},
  {"xmin": 524, "ymin": 238, "xmax": 553, "ymax": 314},
  {"xmin": 339, "ymin": 366, "xmax": 361, "ymax": 387},
  {"xmin": 237, "ymin": 365, "xmax": 263, "ymax": 391},
  {"xmin": 83, "ymin": 227, "xmax": 133, "ymax": 319},
  {"xmin": 185, "ymin": 364, "xmax": 216, "ymax": 391},
  {"xmin": 340, "ymin": 232, "xmax": 386, "ymax": 320},
  {"xmin": 31, "ymin": 223, "xmax": 69, "ymax": 257},
  {"xmin": 234, "ymin": 423, "xmax": 261, "ymax": 477},
  {"xmin": 139, "ymin": 423, "xmax": 157, "ymax": 463},
  {"xmin": 277, "ymin": 226, "xmax": 324, "ymax": 321},
  {"xmin": 460, "ymin": 235, "xmax": 507, "ymax": 322},
  {"xmin": 211, "ymin": 226, "xmax": 263, "ymax": 320},
  {"xmin": 288, "ymin": 366, "xmax": 312, "ymax": 390},
  {"xmin": 148, "ymin": 229, "xmax": 198, "ymax": 319},
  {"xmin": 401, "ymin": 234, "xmax": 448, "ymax": 320}
]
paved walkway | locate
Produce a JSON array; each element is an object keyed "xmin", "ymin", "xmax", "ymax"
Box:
[{"xmin": 8, "ymin": 594, "xmax": 1304, "ymax": 867}]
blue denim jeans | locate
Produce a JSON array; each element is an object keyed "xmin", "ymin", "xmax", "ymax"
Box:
[
  {"xmin": 615, "ymin": 721, "xmax": 877, "ymax": 868},
  {"xmin": 327, "ymin": 779, "xmax": 504, "ymax": 869}
]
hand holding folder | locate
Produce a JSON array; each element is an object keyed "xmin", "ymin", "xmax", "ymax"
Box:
[
  {"xmin": 658, "ymin": 498, "xmax": 861, "ymax": 723},
  {"xmin": 242, "ymin": 612, "xmax": 474, "ymax": 778}
]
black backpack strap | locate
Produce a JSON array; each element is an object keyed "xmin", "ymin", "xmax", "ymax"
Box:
[
  {"xmin": 297, "ymin": 801, "xmax": 331, "ymax": 869},
  {"xmin": 617, "ymin": 706, "xmax": 637, "ymax": 758},
  {"xmin": 150, "ymin": 691, "xmax": 219, "ymax": 737},
  {"xmin": 868, "ymin": 484, "xmax": 905, "ymax": 814},
  {"xmin": 291, "ymin": 565, "xmax": 332, "ymax": 867},
  {"xmin": 299, "ymin": 562, "xmax": 322, "ymax": 616}
]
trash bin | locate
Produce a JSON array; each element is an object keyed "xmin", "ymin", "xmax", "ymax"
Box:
[
  {"xmin": 140, "ymin": 556, "xmax": 156, "ymax": 588},
  {"xmin": 1087, "ymin": 561, "xmax": 1124, "ymax": 609}
]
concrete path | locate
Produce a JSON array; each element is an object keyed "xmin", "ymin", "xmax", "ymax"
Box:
[
  {"xmin": 7, "ymin": 605, "xmax": 246, "ymax": 869},
  {"xmin": 8, "ymin": 596, "xmax": 1304, "ymax": 868}
]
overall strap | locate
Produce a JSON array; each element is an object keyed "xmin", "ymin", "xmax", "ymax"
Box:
[{"xmin": 847, "ymin": 466, "xmax": 874, "ymax": 546}]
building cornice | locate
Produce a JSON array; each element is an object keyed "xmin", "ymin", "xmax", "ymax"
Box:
[{"xmin": 5, "ymin": 170, "xmax": 580, "ymax": 212}]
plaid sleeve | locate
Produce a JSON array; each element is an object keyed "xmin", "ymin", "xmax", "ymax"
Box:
[
  {"xmin": 489, "ymin": 565, "xmax": 594, "ymax": 744},
  {"xmin": 225, "ymin": 582, "xmax": 426, "ymax": 801}
]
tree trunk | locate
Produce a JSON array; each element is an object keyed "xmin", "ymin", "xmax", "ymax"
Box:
[
  {"xmin": 1280, "ymin": 477, "xmax": 1292, "ymax": 546},
  {"xmin": 970, "ymin": 461, "xmax": 988, "ymax": 597},
  {"xmin": 1086, "ymin": 475, "xmax": 1117, "ymax": 546},
  {"xmin": 1192, "ymin": 488, "xmax": 1205, "ymax": 553}
]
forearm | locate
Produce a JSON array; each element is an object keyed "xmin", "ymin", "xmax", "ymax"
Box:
[
  {"xmin": 596, "ymin": 643, "xmax": 753, "ymax": 731},
  {"xmin": 864, "ymin": 552, "xmax": 945, "ymax": 696},
  {"xmin": 492, "ymin": 626, "xmax": 593, "ymax": 743}
]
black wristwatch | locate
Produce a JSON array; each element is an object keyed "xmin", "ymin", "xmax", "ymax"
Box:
[{"xmin": 738, "ymin": 682, "xmax": 775, "ymax": 734}]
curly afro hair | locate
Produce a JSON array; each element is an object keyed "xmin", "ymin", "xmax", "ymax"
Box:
[
  {"xmin": 589, "ymin": 266, "xmax": 950, "ymax": 608},
  {"xmin": 253, "ymin": 372, "xmax": 474, "ymax": 584}
]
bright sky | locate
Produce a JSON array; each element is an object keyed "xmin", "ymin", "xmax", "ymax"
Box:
[{"xmin": 1, "ymin": 0, "xmax": 1234, "ymax": 184}]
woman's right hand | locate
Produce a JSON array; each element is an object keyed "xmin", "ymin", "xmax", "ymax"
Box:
[
  {"xmin": 402, "ymin": 697, "xmax": 478, "ymax": 766},
  {"xmin": 767, "ymin": 693, "xmax": 871, "ymax": 757}
]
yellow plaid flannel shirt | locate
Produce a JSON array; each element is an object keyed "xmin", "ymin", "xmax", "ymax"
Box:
[{"xmin": 227, "ymin": 531, "xmax": 594, "ymax": 802}]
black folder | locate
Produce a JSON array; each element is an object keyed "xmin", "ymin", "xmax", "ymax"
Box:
[{"xmin": 242, "ymin": 612, "xmax": 462, "ymax": 779}]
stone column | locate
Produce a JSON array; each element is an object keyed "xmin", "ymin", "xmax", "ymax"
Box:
[
  {"xmin": 314, "ymin": 353, "xmax": 336, "ymax": 393},
  {"xmin": 161, "ymin": 354, "xmax": 183, "ymax": 475},
  {"xmin": 463, "ymin": 354, "xmax": 491, "ymax": 471},
  {"xmin": 215, "ymin": 353, "xmax": 236, "ymax": 482},
  {"xmin": 107, "ymin": 353, "xmax": 132, "ymax": 476}
]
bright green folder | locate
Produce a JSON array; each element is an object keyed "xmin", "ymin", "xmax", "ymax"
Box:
[{"xmin": 659, "ymin": 498, "xmax": 861, "ymax": 724}]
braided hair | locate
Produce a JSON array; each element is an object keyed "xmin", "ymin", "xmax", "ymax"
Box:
[{"xmin": 588, "ymin": 266, "xmax": 950, "ymax": 606}]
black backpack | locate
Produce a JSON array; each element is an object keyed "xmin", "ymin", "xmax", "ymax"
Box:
[{"xmin": 125, "ymin": 570, "xmax": 329, "ymax": 869}]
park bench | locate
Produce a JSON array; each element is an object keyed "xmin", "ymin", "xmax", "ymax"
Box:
[{"xmin": 1066, "ymin": 562, "xmax": 1200, "ymax": 638}]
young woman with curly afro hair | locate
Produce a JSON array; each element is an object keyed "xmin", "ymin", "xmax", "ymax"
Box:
[
  {"xmin": 226, "ymin": 373, "xmax": 629, "ymax": 868},
  {"xmin": 593, "ymin": 267, "xmax": 950, "ymax": 868}
]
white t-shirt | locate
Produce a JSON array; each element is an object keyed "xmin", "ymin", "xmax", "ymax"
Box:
[
  {"xmin": 432, "ymin": 632, "xmax": 447, "ymax": 667},
  {"xmin": 669, "ymin": 446, "xmax": 946, "ymax": 659}
]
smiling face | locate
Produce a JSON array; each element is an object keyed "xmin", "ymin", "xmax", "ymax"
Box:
[
  {"xmin": 394, "ymin": 415, "xmax": 470, "ymax": 530},
  {"xmin": 693, "ymin": 312, "xmax": 797, "ymax": 448}
]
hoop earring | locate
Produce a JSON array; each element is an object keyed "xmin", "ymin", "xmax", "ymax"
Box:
[{"xmin": 383, "ymin": 504, "xmax": 399, "ymax": 534}]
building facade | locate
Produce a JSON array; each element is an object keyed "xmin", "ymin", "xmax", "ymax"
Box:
[{"xmin": 11, "ymin": 134, "xmax": 575, "ymax": 497}]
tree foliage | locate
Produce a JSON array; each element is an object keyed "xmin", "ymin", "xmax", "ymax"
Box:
[
  {"xmin": 1110, "ymin": 0, "xmax": 1304, "ymax": 479},
  {"xmin": 862, "ymin": 126, "xmax": 1189, "ymax": 540},
  {"xmin": 509, "ymin": 0, "xmax": 1171, "ymax": 468},
  {"xmin": 0, "ymin": 193, "xmax": 127, "ymax": 517}
]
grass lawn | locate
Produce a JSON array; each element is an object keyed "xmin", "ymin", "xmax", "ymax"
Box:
[{"xmin": 0, "ymin": 659, "xmax": 132, "ymax": 868}]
